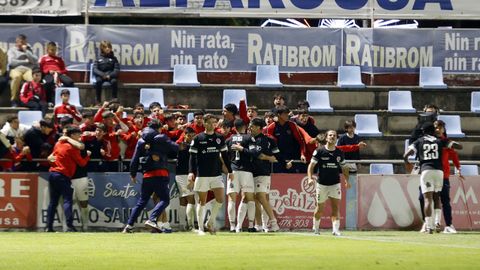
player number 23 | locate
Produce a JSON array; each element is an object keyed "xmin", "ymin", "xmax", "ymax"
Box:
[{"xmin": 423, "ymin": 144, "xmax": 438, "ymax": 160}]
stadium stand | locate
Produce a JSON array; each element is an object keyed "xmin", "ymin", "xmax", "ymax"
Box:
[
  {"xmin": 419, "ymin": 67, "xmax": 447, "ymax": 89},
  {"xmin": 437, "ymin": 115, "xmax": 465, "ymax": 138},
  {"xmin": 471, "ymin": 91, "xmax": 480, "ymax": 113},
  {"xmin": 173, "ymin": 64, "xmax": 200, "ymax": 86},
  {"xmin": 354, "ymin": 114, "xmax": 382, "ymax": 137},
  {"xmin": 388, "ymin": 91, "xmax": 416, "ymax": 113},
  {"xmin": 337, "ymin": 66, "xmax": 365, "ymax": 88},
  {"xmin": 223, "ymin": 89, "xmax": 247, "ymax": 109},
  {"xmin": 255, "ymin": 65, "xmax": 283, "ymax": 87},
  {"xmin": 55, "ymin": 87, "xmax": 83, "ymax": 109},
  {"xmin": 455, "ymin": 164, "xmax": 479, "ymax": 176},
  {"xmin": 306, "ymin": 90, "xmax": 334, "ymax": 112},
  {"xmin": 18, "ymin": 111, "xmax": 42, "ymax": 127},
  {"xmin": 369, "ymin": 163, "xmax": 394, "ymax": 174},
  {"xmin": 139, "ymin": 88, "xmax": 165, "ymax": 109}
]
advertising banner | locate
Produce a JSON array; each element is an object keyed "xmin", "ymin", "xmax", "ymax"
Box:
[
  {"xmin": 270, "ymin": 173, "xmax": 346, "ymax": 230},
  {"xmin": 0, "ymin": 173, "xmax": 38, "ymax": 228},
  {"xmin": 357, "ymin": 175, "xmax": 480, "ymax": 230},
  {"xmin": 88, "ymin": 0, "xmax": 473, "ymax": 20},
  {"xmin": 0, "ymin": 0, "xmax": 81, "ymax": 16}
]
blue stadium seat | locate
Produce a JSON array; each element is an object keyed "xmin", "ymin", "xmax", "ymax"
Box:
[
  {"xmin": 354, "ymin": 114, "xmax": 382, "ymax": 137},
  {"xmin": 388, "ymin": 91, "xmax": 416, "ymax": 113},
  {"xmin": 90, "ymin": 63, "xmax": 112, "ymax": 87},
  {"xmin": 173, "ymin": 64, "xmax": 200, "ymax": 86},
  {"xmin": 223, "ymin": 89, "xmax": 247, "ymax": 109},
  {"xmin": 455, "ymin": 165, "xmax": 479, "ymax": 176},
  {"xmin": 337, "ymin": 66, "xmax": 365, "ymax": 88},
  {"xmin": 404, "ymin": 139, "xmax": 416, "ymax": 162},
  {"xmin": 187, "ymin": 112, "xmax": 194, "ymax": 123},
  {"xmin": 437, "ymin": 115, "xmax": 465, "ymax": 138},
  {"xmin": 55, "ymin": 87, "xmax": 83, "ymax": 110},
  {"xmin": 255, "ymin": 65, "xmax": 283, "ymax": 87},
  {"xmin": 18, "ymin": 111, "xmax": 42, "ymax": 127},
  {"xmin": 419, "ymin": 67, "xmax": 447, "ymax": 89},
  {"xmin": 370, "ymin": 163, "xmax": 394, "ymax": 174},
  {"xmin": 471, "ymin": 91, "xmax": 480, "ymax": 113},
  {"xmin": 306, "ymin": 90, "xmax": 333, "ymax": 112},
  {"xmin": 139, "ymin": 88, "xmax": 165, "ymax": 109}
]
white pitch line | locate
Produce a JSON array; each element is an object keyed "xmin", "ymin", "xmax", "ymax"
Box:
[{"xmin": 284, "ymin": 232, "xmax": 480, "ymax": 250}]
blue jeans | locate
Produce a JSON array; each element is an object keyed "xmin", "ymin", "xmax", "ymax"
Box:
[
  {"xmin": 127, "ymin": 176, "xmax": 170, "ymax": 226},
  {"xmin": 46, "ymin": 172, "xmax": 74, "ymax": 229}
]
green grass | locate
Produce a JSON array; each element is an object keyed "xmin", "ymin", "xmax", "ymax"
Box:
[{"xmin": 1, "ymin": 231, "xmax": 480, "ymax": 270}]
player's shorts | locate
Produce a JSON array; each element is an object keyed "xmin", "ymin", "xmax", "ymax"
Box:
[
  {"xmin": 420, "ymin": 169, "xmax": 443, "ymax": 193},
  {"xmin": 254, "ymin": 175, "xmax": 271, "ymax": 193},
  {"xmin": 227, "ymin": 170, "xmax": 255, "ymax": 194},
  {"xmin": 175, "ymin": 175, "xmax": 194, "ymax": 197},
  {"xmin": 316, "ymin": 183, "xmax": 341, "ymax": 203},
  {"xmin": 194, "ymin": 175, "xmax": 224, "ymax": 192},
  {"xmin": 71, "ymin": 177, "xmax": 89, "ymax": 201}
]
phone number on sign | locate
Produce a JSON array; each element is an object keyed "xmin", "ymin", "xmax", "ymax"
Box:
[
  {"xmin": 0, "ymin": 0, "xmax": 63, "ymax": 7},
  {"xmin": 278, "ymin": 218, "xmax": 311, "ymax": 228}
]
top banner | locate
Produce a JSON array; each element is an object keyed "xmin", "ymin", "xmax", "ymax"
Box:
[
  {"xmin": 88, "ymin": 0, "xmax": 475, "ymax": 20},
  {"xmin": 0, "ymin": 0, "xmax": 81, "ymax": 16}
]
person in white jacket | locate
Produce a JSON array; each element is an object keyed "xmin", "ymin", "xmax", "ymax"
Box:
[{"xmin": 1, "ymin": 115, "xmax": 29, "ymax": 145}]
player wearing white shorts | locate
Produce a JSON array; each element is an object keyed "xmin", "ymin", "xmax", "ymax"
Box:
[
  {"xmin": 404, "ymin": 122, "xmax": 461, "ymax": 234},
  {"xmin": 188, "ymin": 114, "xmax": 233, "ymax": 235},
  {"xmin": 175, "ymin": 127, "xmax": 196, "ymax": 231},
  {"xmin": 226, "ymin": 119, "xmax": 255, "ymax": 232},
  {"xmin": 307, "ymin": 130, "xmax": 350, "ymax": 236},
  {"xmin": 238, "ymin": 118, "xmax": 289, "ymax": 232}
]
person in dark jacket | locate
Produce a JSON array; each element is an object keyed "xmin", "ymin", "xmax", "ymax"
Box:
[
  {"xmin": 122, "ymin": 119, "xmax": 179, "ymax": 233},
  {"xmin": 93, "ymin": 40, "xmax": 120, "ymax": 104}
]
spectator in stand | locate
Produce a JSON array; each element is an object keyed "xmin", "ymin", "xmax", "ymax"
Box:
[
  {"xmin": 53, "ymin": 88, "xmax": 82, "ymax": 127},
  {"xmin": 19, "ymin": 68, "xmax": 48, "ymax": 115},
  {"xmin": 9, "ymin": 135, "xmax": 32, "ymax": 172},
  {"xmin": 120, "ymin": 112, "xmax": 144, "ymax": 160},
  {"xmin": 0, "ymin": 132, "xmax": 14, "ymax": 171},
  {"xmin": 0, "ymin": 48, "xmax": 8, "ymax": 96},
  {"xmin": 264, "ymin": 111, "xmax": 275, "ymax": 127},
  {"xmin": 39, "ymin": 41, "xmax": 74, "ymax": 105},
  {"xmin": 8, "ymin": 34, "xmax": 38, "ymax": 107},
  {"xmin": 1, "ymin": 115, "xmax": 28, "ymax": 145},
  {"xmin": 272, "ymin": 94, "xmax": 286, "ymax": 111},
  {"xmin": 79, "ymin": 111, "xmax": 96, "ymax": 133},
  {"xmin": 292, "ymin": 108, "xmax": 319, "ymax": 139},
  {"xmin": 93, "ymin": 40, "xmax": 120, "ymax": 104},
  {"xmin": 175, "ymin": 113, "xmax": 186, "ymax": 128},
  {"xmin": 216, "ymin": 119, "xmax": 234, "ymax": 139},
  {"xmin": 162, "ymin": 113, "xmax": 183, "ymax": 141},
  {"xmin": 131, "ymin": 103, "xmax": 150, "ymax": 128},
  {"xmin": 246, "ymin": 106, "xmax": 258, "ymax": 123},
  {"xmin": 265, "ymin": 106, "xmax": 310, "ymax": 173},
  {"xmin": 336, "ymin": 120, "xmax": 367, "ymax": 174},
  {"xmin": 148, "ymin": 102, "xmax": 165, "ymax": 123},
  {"xmin": 23, "ymin": 118, "xmax": 55, "ymax": 171},
  {"xmin": 82, "ymin": 123, "xmax": 107, "ymax": 172}
]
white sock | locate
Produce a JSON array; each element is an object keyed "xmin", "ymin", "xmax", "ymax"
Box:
[
  {"xmin": 80, "ymin": 207, "xmax": 88, "ymax": 231},
  {"xmin": 208, "ymin": 201, "xmax": 223, "ymax": 227},
  {"xmin": 179, "ymin": 205, "xmax": 187, "ymax": 227},
  {"xmin": 247, "ymin": 201, "xmax": 256, "ymax": 228},
  {"xmin": 332, "ymin": 219, "xmax": 340, "ymax": 233},
  {"xmin": 425, "ymin": 216, "xmax": 432, "ymax": 229},
  {"xmin": 261, "ymin": 208, "xmax": 269, "ymax": 229},
  {"xmin": 434, "ymin": 209, "xmax": 442, "ymax": 225},
  {"xmin": 196, "ymin": 204, "xmax": 205, "ymax": 231},
  {"xmin": 236, "ymin": 202, "xmax": 248, "ymax": 229},
  {"xmin": 227, "ymin": 200, "xmax": 236, "ymax": 228},
  {"xmin": 186, "ymin": 203, "xmax": 195, "ymax": 227},
  {"xmin": 314, "ymin": 218, "xmax": 320, "ymax": 231}
]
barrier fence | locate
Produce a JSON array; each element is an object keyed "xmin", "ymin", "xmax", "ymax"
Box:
[{"xmin": 1, "ymin": 171, "xmax": 479, "ymax": 231}]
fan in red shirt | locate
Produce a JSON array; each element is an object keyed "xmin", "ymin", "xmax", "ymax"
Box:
[
  {"xmin": 53, "ymin": 88, "xmax": 82, "ymax": 127},
  {"xmin": 120, "ymin": 112, "xmax": 144, "ymax": 160},
  {"xmin": 45, "ymin": 126, "xmax": 90, "ymax": 232},
  {"xmin": 38, "ymin": 42, "xmax": 74, "ymax": 104},
  {"xmin": 19, "ymin": 68, "xmax": 47, "ymax": 115}
]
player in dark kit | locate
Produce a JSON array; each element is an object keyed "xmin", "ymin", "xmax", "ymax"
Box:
[
  {"xmin": 307, "ymin": 130, "xmax": 350, "ymax": 236},
  {"xmin": 404, "ymin": 122, "xmax": 462, "ymax": 234},
  {"xmin": 122, "ymin": 119, "xmax": 179, "ymax": 233},
  {"xmin": 188, "ymin": 114, "xmax": 233, "ymax": 235}
]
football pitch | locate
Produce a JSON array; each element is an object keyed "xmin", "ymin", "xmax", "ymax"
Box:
[{"xmin": 1, "ymin": 231, "xmax": 480, "ymax": 270}]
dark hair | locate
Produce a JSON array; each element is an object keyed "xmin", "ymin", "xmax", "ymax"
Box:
[
  {"xmin": 264, "ymin": 112, "xmax": 275, "ymax": 118},
  {"xmin": 66, "ymin": 125, "xmax": 81, "ymax": 137},
  {"xmin": 47, "ymin": 41, "xmax": 57, "ymax": 48},
  {"xmin": 60, "ymin": 115, "xmax": 73, "ymax": 127},
  {"xmin": 250, "ymin": 118, "xmax": 265, "ymax": 128},
  {"xmin": 421, "ymin": 122, "xmax": 435, "ymax": 135},
  {"xmin": 96, "ymin": 123, "xmax": 107, "ymax": 132},
  {"xmin": 134, "ymin": 103, "xmax": 144, "ymax": 109},
  {"xmin": 273, "ymin": 94, "xmax": 285, "ymax": 100},
  {"xmin": 133, "ymin": 112, "xmax": 144, "ymax": 119},
  {"xmin": 297, "ymin": 100, "xmax": 310, "ymax": 109},
  {"xmin": 296, "ymin": 109, "xmax": 309, "ymax": 115},
  {"xmin": 203, "ymin": 114, "xmax": 217, "ymax": 122},
  {"xmin": 17, "ymin": 34, "xmax": 27, "ymax": 41},
  {"xmin": 218, "ymin": 119, "xmax": 233, "ymax": 128},
  {"xmin": 275, "ymin": 105, "xmax": 290, "ymax": 115},
  {"xmin": 184, "ymin": 127, "xmax": 195, "ymax": 134},
  {"xmin": 39, "ymin": 119, "xmax": 54, "ymax": 129},
  {"xmin": 60, "ymin": 88, "xmax": 70, "ymax": 96},
  {"xmin": 193, "ymin": 110, "xmax": 205, "ymax": 117},
  {"xmin": 224, "ymin": 103, "xmax": 238, "ymax": 115},
  {"xmin": 6, "ymin": 114, "xmax": 18, "ymax": 123},
  {"xmin": 247, "ymin": 106, "xmax": 258, "ymax": 112},
  {"xmin": 233, "ymin": 119, "xmax": 245, "ymax": 130},
  {"xmin": 344, "ymin": 120, "xmax": 357, "ymax": 130},
  {"xmin": 434, "ymin": 120, "xmax": 447, "ymax": 137},
  {"xmin": 423, "ymin": 104, "xmax": 439, "ymax": 113},
  {"xmin": 164, "ymin": 113, "xmax": 175, "ymax": 121},
  {"xmin": 148, "ymin": 118, "xmax": 162, "ymax": 130},
  {"xmin": 32, "ymin": 67, "xmax": 41, "ymax": 74},
  {"xmin": 149, "ymin": 102, "xmax": 162, "ymax": 111}
]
